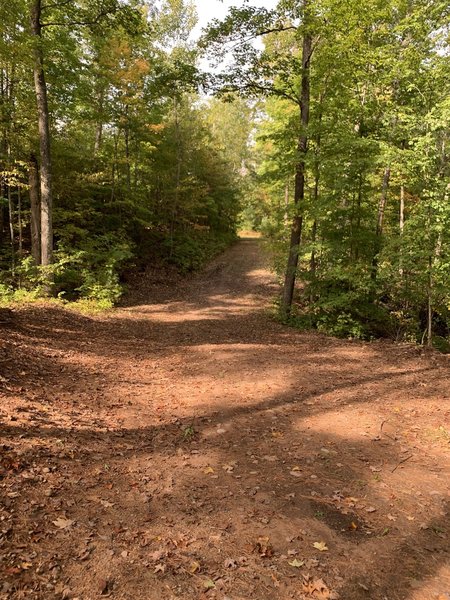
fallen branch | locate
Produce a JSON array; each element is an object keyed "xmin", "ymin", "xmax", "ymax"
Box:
[{"xmin": 391, "ymin": 455, "xmax": 413, "ymax": 473}]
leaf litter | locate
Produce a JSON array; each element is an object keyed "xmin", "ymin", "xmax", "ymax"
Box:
[{"xmin": 0, "ymin": 240, "xmax": 449, "ymax": 600}]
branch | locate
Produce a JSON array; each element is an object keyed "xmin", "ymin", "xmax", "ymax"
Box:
[
  {"xmin": 41, "ymin": 0, "xmax": 72, "ymax": 11},
  {"xmin": 239, "ymin": 80, "xmax": 300, "ymax": 105},
  {"xmin": 41, "ymin": 7, "xmax": 115, "ymax": 28},
  {"xmin": 257, "ymin": 25, "xmax": 298, "ymax": 36}
]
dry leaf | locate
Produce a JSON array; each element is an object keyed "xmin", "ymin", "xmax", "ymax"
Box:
[
  {"xmin": 203, "ymin": 579, "xmax": 215, "ymax": 589},
  {"xmin": 52, "ymin": 517, "xmax": 73, "ymax": 529},
  {"xmin": 189, "ymin": 561, "xmax": 201, "ymax": 574},
  {"xmin": 288, "ymin": 559, "xmax": 305, "ymax": 568},
  {"xmin": 204, "ymin": 467, "xmax": 214, "ymax": 474},
  {"xmin": 254, "ymin": 536, "xmax": 274, "ymax": 558},
  {"xmin": 154, "ymin": 563, "xmax": 166, "ymax": 574},
  {"xmin": 313, "ymin": 541, "xmax": 328, "ymax": 552},
  {"xmin": 302, "ymin": 576, "xmax": 340, "ymax": 599}
]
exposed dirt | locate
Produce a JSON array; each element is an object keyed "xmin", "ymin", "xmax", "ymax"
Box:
[{"xmin": 0, "ymin": 238, "xmax": 449, "ymax": 600}]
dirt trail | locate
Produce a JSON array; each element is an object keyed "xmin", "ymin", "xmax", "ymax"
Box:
[{"xmin": 1, "ymin": 239, "xmax": 449, "ymax": 600}]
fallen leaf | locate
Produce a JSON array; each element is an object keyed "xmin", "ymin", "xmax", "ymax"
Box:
[
  {"xmin": 100, "ymin": 500, "xmax": 114, "ymax": 508},
  {"xmin": 203, "ymin": 579, "xmax": 215, "ymax": 589},
  {"xmin": 189, "ymin": 561, "xmax": 201, "ymax": 574},
  {"xmin": 204, "ymin": 467, "xmax": 214, "ymax": 474},
  {"xmin": 302, "ymin": 576, "xmax": 340, "ymax": 599},
  {"xmin": 52, "ymin": 517, "xmax": 73, "ymax": 529},
  {"xmin": 154, "ymin": 563, "xmax": 166, "ymax": 574},
  {"xmin": 149, "ymin": 549, "xmax": 166, "ymax": 561},
  {"xmin": 313, "ymin": 541, "xmax": 328, "ymax": 552},
  {"xmin": 365, "ymin": 506, "xmax": 377, "ymax": 513},
  {"xmin": 288, "ymin": 559, "xmax": 305, "ymax": 568},
  {"xmin": 224, "ymin": 558, "xmax": 238, "ymax": 569},
  {"xmin": 254, "ymin": 537, "xmax": 274, "ymax": 558}
]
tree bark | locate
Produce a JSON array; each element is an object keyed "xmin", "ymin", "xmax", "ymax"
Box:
[
  {"xmin": 7, "ymin": 182, "xmax": 15, "ymax": 272},
  {"xmin": 281, "ymin": 2, "xmax": 312, "ymax": 316},
  {"xmin": 29, "ymin": 154, "xmax": 41, "ymax": 265},
  {"xmin": 31, "ymin": 0, "xmax": 53, "ymax": 268},
  {"xmin": 371, "ymin": 167, "xmax": 391, "ymax": 282},
  {"xmin": 399, "ymin": 184, "xmax": 405, "ymax": 276}
]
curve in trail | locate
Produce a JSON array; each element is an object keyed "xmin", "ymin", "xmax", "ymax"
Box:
[{"xmin": 1, "ymin": 238, "xmax": 449, "ymax": 600}]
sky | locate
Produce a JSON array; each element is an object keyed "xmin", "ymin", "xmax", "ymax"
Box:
[{"xmin": 192, "ymin": 0, "xmax": 278, "ymax": 38}]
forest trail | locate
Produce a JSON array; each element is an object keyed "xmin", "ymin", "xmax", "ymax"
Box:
[{"xmin": 1, "ymin": 238, "xmax": 449, "ymax": 600}]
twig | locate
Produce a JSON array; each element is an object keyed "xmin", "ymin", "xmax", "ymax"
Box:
[
  {"xmin": 391, "ymin": 455, "xmax": 413, "ymax": 473},
  {"xmin": 380, "ymin": 420, "xmax": 397, "ymax": 441}
]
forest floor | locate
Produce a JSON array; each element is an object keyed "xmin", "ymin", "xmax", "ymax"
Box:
[{"xmin": 0, "ymin": 237, "xmax": 449, "ymax": 600}]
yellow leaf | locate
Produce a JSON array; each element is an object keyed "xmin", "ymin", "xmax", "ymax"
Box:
[
  {"xmin": 288, "ymin": 559, "xmax": 305, "ymax": 568},
  {"xmin": 204, "ymin": 467, "xmax": 214, "ymax": 474},
  {"xmin": 189, "ymin": 561, "xmax": 200, "ymax": 574},
  {"xmin": 313, "ymin": 541, "xmax": 328, "ymax": 552}
]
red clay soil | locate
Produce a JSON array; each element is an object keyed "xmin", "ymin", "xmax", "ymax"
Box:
[{"xmin": 0, "ymin": 238, "xmax": 449, "ymax": 600}]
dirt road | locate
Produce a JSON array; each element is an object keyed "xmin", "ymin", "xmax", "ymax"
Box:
[{"xmin": 1, "ymin": 239, "xmax": 449, "ymax": 600}]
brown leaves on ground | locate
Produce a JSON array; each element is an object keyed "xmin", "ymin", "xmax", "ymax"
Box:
[
  {"xmin": 302, "ymin": 575, "xmax": 340, "ymax": 599},
  {"xmin": 0, "ymin": 239, "xmax": 449, "ymax": 600}
]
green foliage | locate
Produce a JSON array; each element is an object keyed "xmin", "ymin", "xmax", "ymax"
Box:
[
  {"xmin": 164, "ymin": 230, "xmax": 237, "ymax": 273},
  {"xmin": 0, "ymin": 0, "xmax": 246, "ymax": 307},
  {"xmin": 221, "ymin": 0, "xmax": 450, "ymax": 349}
]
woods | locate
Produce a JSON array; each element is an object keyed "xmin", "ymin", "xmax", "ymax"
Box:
[
  {"xmin": 205, "ymin": 0, "xmax": 450, "ymax": 348},
  {"xmin": 1, "ymin": 0, "xmax": 449, "ymax": 347},
  {"xmin": 1, "ymin": 3, "xmax": 450, "ymax": 598},
  {"xmin": 0, "ymin": 0, "xmax": 244, "ymax": 307}
]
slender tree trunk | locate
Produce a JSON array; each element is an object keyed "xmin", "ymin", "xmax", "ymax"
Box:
[
  {"xmin": 29, "ymin": 154, "xmax": 41, "ymax": 264},
  {"xmin": 94, "ymin": 90, "xmax": 104, "ymax": 156},
  {"xmin": 18, "ymin": 185, "xmax": 22, "ymax": 255},
  {"xmin": 31, "ymin": 0, "xmax": 53, "ymax": 269},
  {"xmin": 7, "ymin": 183, "xmax": 15, "ymax": 272},
  {"xmin": 426, "ymin": 252, "xmax": 433, "ymax": 347},
  {"xmin": 371, "ymin": 167, "xmax": 391, "ymax": 282},
  {"xmin": 399, "ymin": 184, "xmax": 405, "ymax": 276},
  {"xmin": 309, "ymin": 219, "xmax": 317, "ymax": 304},
  {"xmin": 124, "ymin": 105, "xmax": 131, "ymax": 191},
  {"xmin": 0, "ymin": 177, "xmax": 4, "ymax": 247},
  {"xmin": 284, "ymin": 179, "xmax": 289, "ymax": 226},
  {"xmin": 111, "ymin": 131, "xmax": 118, "ymax": 202},
  {"xmin": 281, "ymin": 2, "xmax": 312, "ymax": 316}
]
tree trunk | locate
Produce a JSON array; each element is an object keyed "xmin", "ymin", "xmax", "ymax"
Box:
[
  {"xmin": 371, "ymin": 167, "xmax": 391, "ymax": 282},
  {"xmin": 124, "ymin": 105, "xmax": 131, "ymax": 191},
  {"xmin": 281, "ymin": 2, "xmax": 312, "ymax": 316},
  {"xmin": 284, "ymin": 179, "xmax": 289, "ymax": 226},
  {"xmin": 7, "ymin": 183, "xmax": 15, "ymax": 272},
  {"xmin": 31, "ymin": 0, "xmax": 53, "ymax": 269},
  {"xmin": 29, "ymin": 154, "xmax": 41, "ymax": 265},
  {"xmin": 426, "ymin": 252, "xmax": 433, "ymax": 347},
  {"xmin": 399, "ymin": 184, "xmax": 405, "ymax": 276},
  {"xmin": 94, "ymin": 90, "xmax": 104, "ymax": 156},
  {"xmin": 18, "ymin": 185, "xmax": 22, "ymax": 256}
]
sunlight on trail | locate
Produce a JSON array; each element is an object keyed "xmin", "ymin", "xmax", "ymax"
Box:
[{"xmin": 1, "ymin": 240, "xmax": 449, "ymax": 600}]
